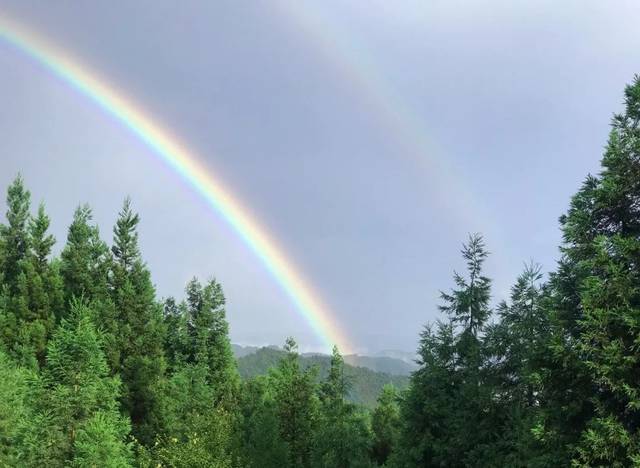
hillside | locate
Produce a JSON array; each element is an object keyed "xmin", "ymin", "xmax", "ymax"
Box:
[{"xmin": 235, "ymin": 346, "xmax": 409, "ymax": 407}]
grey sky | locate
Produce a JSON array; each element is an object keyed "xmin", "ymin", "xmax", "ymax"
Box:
[{"xmin": 0, "ymin": 1, "xmax": 638, "ymax": 352}]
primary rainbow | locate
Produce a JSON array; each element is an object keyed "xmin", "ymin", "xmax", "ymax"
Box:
[{"xmin": 0, "ymin": 15, "xmax": 352, "ymax": 354}]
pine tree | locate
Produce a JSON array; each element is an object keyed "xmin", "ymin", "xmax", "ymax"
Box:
[
  {"xmin": 60, "ymin": 204, "xmax": 118, "ymax": 367},
  {"xmin": 483, "ymin": 263, "xmax": 551, "ymax": 466},
  {"xmin": 270, "ymin": 337, "xmax": 318, "ymax": 468},
  {"xmin": 240, "ymin": 376, "xmax": 289, "ymax": 468},
  {"xmin": 60, "ymin": 205, "xmax": 112, "ymax": 304},
  {"xmin": 110, "ymin": 198, "xmax": 166, "ymax": 445},
  {"xmin": 0, "ymin": 176, "xmax": 32, "ymax": 357},
  {"xmin": 556, "ymin": 76, "xmax": 640, "ymax": 466},
  {"xmin": 152, "ymin": 363, "xmax": 237, "ymax": 467},
  {"xmin": 0, "ymin": 350, "xmax": 40, "ymax": 465},
  {"xmin": 185, "ymin": 277, "xmax": 239, "ymax": 403},
  {"xmin": 0, "ymin": 179, "xmax": 62, "ymax": 367},
  {"xmin": 371, "ymin": 384, "xmax": 400, "ymax": 466},
  {"xmin": 0, "ymin": 175, "xmax": 30, "ymax": 292},
  {"xmin": 40, "ymin": 302, "xmax": 132, "ymax": 466},
  {"xmin": 312, "ymin": 345, "xmax": 372, "ymax": 468}
]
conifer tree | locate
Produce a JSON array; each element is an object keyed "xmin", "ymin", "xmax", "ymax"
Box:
[
  {"xmin": 40, "ymin": 303, "xmax": 132, "ymax": 466},
  {"xmin": 270, "ymin": 337, "xmax": 318, "ymax": 468},
  {"xmin": 556, "ymin": 76, "xmax": 640, "ymax": 466},
  {"xmin": 483, "ymin": 263, "xmax": 550, "ymax": 466},
  {"xmin": 0, "ymin": 179, "xmax": 62, "ymax": 367},
  {"xmin": 371, "ymin": 384, "xmax": 400, "ymax": 466},
  {"xmin": 110, "ymin": 198, "xmax": 166, "ymax": 445},
  {"xmin": 312, "ymin": 345, "xmax": 372, "ymax": 468},
  {"xmin": 240, "ymin": 376, "xmax": 289, "ymax": 468},
  {"xmin": 60, "ymin": 204, "xmax": 117, "ymax": 367},
  {"xmin": 185, "ymin": 277, "xmax": 239, "ymax": 403},
  {"xmin": 152, "ymin": 363, "xmax": 237, "ymax": 467}
]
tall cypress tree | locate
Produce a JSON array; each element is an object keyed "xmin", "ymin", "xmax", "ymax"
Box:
[
  {"xmin": 270, "ymin": 337, "xmax": 318, "ymax": 468},
  {"xmin": 0, "ymin": 176, "xmax": 31, "ymax": 356},
  {"xmin": 185, "ymin": 277, "xmax": 239, "ymax": 403},
  {"xmin": 39, "ymin": 303, "xmax": 133, "ymax": 467},
  {"xmin": 312, "ymin": 345, "xmax": 372, "ymax": 468},
  {"xmin": 552, "ymin": 76, "xmax": 640, "ymax": 466},
  {"xmin": 60, "ymin": 205, "xmax": 118, "ymax": 368},
  {"xmin": 109, "ymin": 198, "xmax": 165, "ymax": 445},
  {"xmin": 0, "ymin": 178, "xmax": 62, "ymax": 367},
  {"xmin": 397, "ymin": 235, "xmax": 494, "ymax": 467}
]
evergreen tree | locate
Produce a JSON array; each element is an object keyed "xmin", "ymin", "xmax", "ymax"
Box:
[
  {"xmin": 555, "ymin": 76, "xmax": 640, "ymax": 466},
  {"xmin": 0, "ymin": 350, "xmax": 39, "ymax": 466},
  {"xmin": 239, "ymin": 376, "xmax": 289, "ymax": 468},
  {"xmin": 397, "ymin": 235, "xmax": 494, "ymax": 467},
  {"xmin": 483, "ymin": 263, "xmax": 550, "ymax": 466},
  {"xmin": 151, "ymin": 363, "xmax": 237, "ymax": 468},
  {"xmin": 39, "ymin": 303, "xmax": 132, "ymax": 466},
  {"xmin": 270, "ymin": 337, "xmax": 318, "ymax": 468},
  {"xmin": 110, "ymin": 198, "xmax": 166, "ymax": 445},
  {"xmin": 0, "ymin": 175, "xmax": 30, "ymax": 292},
  {"xmin": 312, "ymin": 345, "xmax": 372, "ymax": 468},
  {"xmin": 60, "ymin": 204, "xmax": 117, "ymax": 367},
  {"xmin": 371, "ymin": 385, "xmax": 400, "ymax": 466},
  {"xmin": 184, "ymin": 277, "xmax": 239, "ymax": 403},
  {"xmin": 0, "ymin": 178, "xmax": 62, "ymax": 367}
]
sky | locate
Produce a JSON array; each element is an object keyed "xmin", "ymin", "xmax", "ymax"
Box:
[{"xmin": 0, "ymin": 1, "xmax": 638, "ymax": 353}]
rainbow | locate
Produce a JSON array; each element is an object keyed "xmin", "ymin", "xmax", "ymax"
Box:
[
  {"xmin": 274, "ymin": 1, "xmax": 504, "ymax": 243},
  {"xmin": 0, "ymin": 15, "xmax": 352, "ymax": 354}
]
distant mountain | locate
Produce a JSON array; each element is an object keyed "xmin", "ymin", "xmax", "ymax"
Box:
[
  {"xmin": 373, "ymin": 349, "xmax": 419, "ymax": 365},
  {"xmin": 234, "ymin": 346, "xmax": 409, "ymax": 407},
  {"xmin": 344, "ymin": 354, "xmax": 417, "ymax": 376},
  {"xmin": 232, "ymin": 344, "xmax": 418, "ymax": 376}
]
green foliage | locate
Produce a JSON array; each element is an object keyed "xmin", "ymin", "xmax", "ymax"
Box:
[
  {"xmin": 110, "ymin": 198, "xmax": 166, "ymax": 445},
  {"xmin": 0, "ymin": 178, "xmax": 62, "ymax": 367},
  {"xmin": 237, "ymin": 346, "xmax": 408, "ymax": 407},
  {"xmin": 39, "ymin": 303, "xmax": 132, "ymax": 466},
  {"xmin": 239, "ymin": 376, "xmax": 289, "ymax": 468},
  {"xmin": 2, "ymin": 76, "xmax": 640, "ymax": 467},
  {"xmin": 270, "ymin": 337, "xmax": 319, "ymax": 468},
  {"xmin": 149, "ymin": 364, "xmax": 237, "ymax": 468},
  {"xmin": 371, "ymin": 385, "xmax": 400, "ymax": 466},
  {"xmin": 313, "ymin": 346, "xmax": 373, "ymax": 467}
]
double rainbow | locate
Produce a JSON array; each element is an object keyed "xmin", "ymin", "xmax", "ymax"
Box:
[{"xmin": 0, "ymin": 15, "xmax": 351, "ymax": 354}]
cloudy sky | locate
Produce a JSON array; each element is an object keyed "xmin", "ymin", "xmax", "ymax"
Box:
[{"xmin": 0, "ymin": 1, "xmax": 638, "ymax": 353}]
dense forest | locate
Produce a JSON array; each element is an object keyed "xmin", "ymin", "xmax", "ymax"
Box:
[{"xmin": 0, "ymin": 76, "xmax": 639, "ymax": 467}]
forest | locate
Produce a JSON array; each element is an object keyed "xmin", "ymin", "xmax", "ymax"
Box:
[{"xmin": 0, "ymin": 76, "xmax": 639, "ymax": 467}]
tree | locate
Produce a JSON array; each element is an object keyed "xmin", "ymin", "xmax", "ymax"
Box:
[
  {"xmin": 555, "ymin": 76, "xmax": 640, "ymax": 466},
  {"xmin": 0, "ymin": 178, "xmax": 62, "ymax": 367},
  {"xmin": 396, "ymin": 235, "xmax": 495, "ymax": 467},
  {"xmin": 239, "ymin": 376, "xmax": 289, "ymax": 468},
  {"xmin": 0, "ymin": 350, "xmax": 39, "ymax": 466},
  {"xmin": 60, "ymin": 204, "xmax": 117, "ymax": 367},
  {"xmin": 110, "ymin": 198, "xmax": 166, "ymax": 445},
  {"xmin": 371, "ymin": 385, "xmax": 400, "ymax": 466},
  {"xmin": 40, "ymin": 302, "xmax": 132, "ymax": 466},
  {"xmin": 312, "ymin": 346, "xmax": 372, "ymax": 468},
  {"xmin": 0, "ymin": 175, "xmax": 30, "ymax": 292},
  {"xmin": 184, "ymin": 277, "xmax": 239, "ymax": 403},
  {"xmin": 151, "ymin": 364, "xmax": 237, "ymax": 468},
  {"xmin": 483, "ymin": 263, "xmax": 550, "ymax": 466},
  {"xmin": 270, "ymin": 337, "xmax": 318, "ymax": 468}
]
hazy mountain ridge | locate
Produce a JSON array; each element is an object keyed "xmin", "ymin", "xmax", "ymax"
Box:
[
  {"xmin": 234, "ymin": 346, "xmax": 409, "ymax": 407},
  {"xmin": 232, "ymin": 344, "xmax": 418, "ymax": 375}
]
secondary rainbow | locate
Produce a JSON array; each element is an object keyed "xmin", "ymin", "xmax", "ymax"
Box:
[
  {"xmin": 275, "ymin": 1, "xmax": 509, "ymax": 248},
  {"xmin": 0, "ymin": 15, "xmax": 351, "ymax": 354}
]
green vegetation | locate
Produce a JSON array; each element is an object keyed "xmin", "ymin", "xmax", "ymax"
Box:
[
  {"xmin": 0, "ymin": 76, "xmax": 639, "ymax": 466},
  {"xmin": 236, "ymin": 346, "xmax": 409, "ymax": 407}
]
